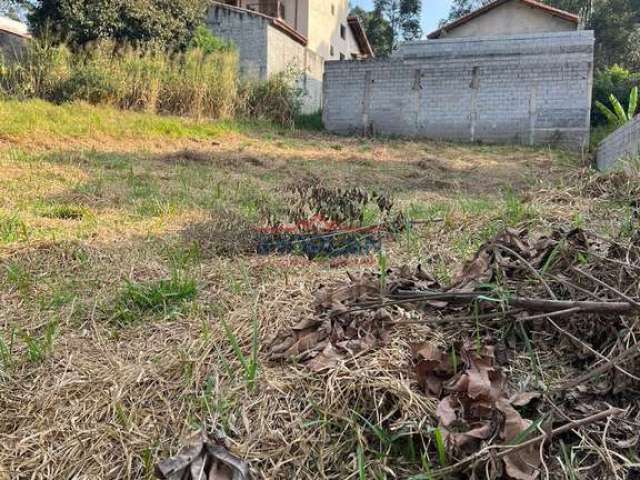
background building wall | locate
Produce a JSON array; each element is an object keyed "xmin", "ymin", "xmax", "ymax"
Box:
[
  {"xmin": 307, "ymin": 0, "xmax": 360, "ymax": 60},
  {"xmin": 207, "ymin": 4, "xmax": 323, "ymax": 112},
  {"xmin": 207, "ymin": 5, "xmax": 269, "ymax": 78},
  {"xmin": 323, "ymin": 31, "xmax": 594, "ymax": 150},
  {"xmin": 597, "ymin": 115, "xmax": 640, "ymax": 171},
  {"xmin": 267, "ymin": 25, "xmax": 324, "ymax": 112},
  {"xmin": 437, "ymin": 1, "xmax": 576, "ymax": 38}
]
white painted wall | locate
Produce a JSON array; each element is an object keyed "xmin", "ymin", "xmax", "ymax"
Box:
[{"xmin": 306, "ymin": 0, "xmax": 362, "ymax": 60}]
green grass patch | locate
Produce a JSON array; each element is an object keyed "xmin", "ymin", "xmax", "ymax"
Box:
[
  {"xmin": 40, "ymin": 204, "xmax": 90, "ymax": 220},
  {"xmin": 111, "ymin": 273, "xmax": 197, "ymax": 326},
  {"xmin": 0, "ymin": 213, "xmax": 29, "ymax": 244}
]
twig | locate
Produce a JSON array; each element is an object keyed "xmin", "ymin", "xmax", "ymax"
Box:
[
  {"xmin": 349, "ymin": 291, "xmax": 636, "ymax": 315},
  {"xmin": 570, "ymin": 266, "xmax": 640, "ymax": 308},
  {"xmin": 553, "ymin": 342, "xmax": 640, "ymax": 391},
  {"xmin": 430, "ymin": 407, "xmax": 624, "ymax": 479},
  {"xmin": 493, "ymin": 243, "xmax": 557, "ymax": 300},
  {"xmin": 547, "ymin": 317, "xmax": 640, "ymax": 382},
  {"xmin": 393, "ymin": 309, "xmax": 522, "ymax": 326}
]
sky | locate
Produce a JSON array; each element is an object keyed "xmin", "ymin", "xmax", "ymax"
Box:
[{"xmin": 351, "ymin": 0, "xmax": 451, "ymax": 35}]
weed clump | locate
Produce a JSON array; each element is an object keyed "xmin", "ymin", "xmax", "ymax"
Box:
[{"xmin": 111, "ymin": 274, "xmax": 197, "ymax": 326}]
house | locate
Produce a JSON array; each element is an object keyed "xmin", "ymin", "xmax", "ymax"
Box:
[
  {"xmin": 206, "ymin": 1, "xmax": 373, "ymax": 111},
  {"xmin": 0, "ymin": 16, "xmax": 30, "ymax": 61},
  {"xmin": 427, "ymin": 0, "xmax": 579, "ymax": 39},
  {"xmin": 323, "ymin": 0, "xmax": 593, "ymax": 150}
]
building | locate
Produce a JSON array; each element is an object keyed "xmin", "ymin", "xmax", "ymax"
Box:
[
  {"xmin": 206, "ymin": 1, "xmax": 373, "ymax": 112},
  {"xmin": 427, "ymin": 0, "xmax": 579, "ymax": 39},
  {"xmin": 0, "ymin": 16, "xmax": 30, "ymax": 61},
  {"xmin": 323, "ymin": 0, "xmax": 593, "ymax": 151}
]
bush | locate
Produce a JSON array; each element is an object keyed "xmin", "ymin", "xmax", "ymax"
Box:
[
  {"xmin": 238, "ymin": 69, "xmax": 304, "ymax": 127},
  {"xmin": 1, "ymin": 34, "xmax": 304, "ymax": 126},
  {"xmin": 1, "ymin": 36, "xmax": 239, "ymax": 120},
  {"xmin": 592, "ymin": 65, "xmax": 640, "ymax": 126}
]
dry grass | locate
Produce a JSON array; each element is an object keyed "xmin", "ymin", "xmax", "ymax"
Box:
[{"xmin": 0, "ymin": 101, "xmax": 637, "ymax": 479}]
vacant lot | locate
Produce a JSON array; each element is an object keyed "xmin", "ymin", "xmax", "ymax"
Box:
[{"xmin": 0, "ymin": 100, "xmax": 636, "ymax": 479}]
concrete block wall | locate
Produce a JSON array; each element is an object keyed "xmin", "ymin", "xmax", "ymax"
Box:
[
  {"xmin": 266, "ymin": 26, "xmax": 324, "ymax": 113},
  {"xmin": 206, "ymin": 6, "xmax": 269, "ymax": 78},
  {"xmin": 206, "ymin": 4, "xmax": 323, "ymax": 112},
  {"xmin": 596, "ymin": 115, "xmax": 640, "ymax": 171},
  {"xmin": 324, "ymin": 31, "xmax": 594, "ymax": 150}
]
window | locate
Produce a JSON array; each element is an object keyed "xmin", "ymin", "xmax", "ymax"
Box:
[
  {"xmin": 340, "ymin": 53, "xmax": 345, "ymax": 60},
  {"xmin": 340, "ymin": 24, "xmax": 346, "ymax": 40},
  {"xmin": 331, "ymin": 4, "xmax": 335, "ymax": 15},
  {"xmin": 351, "ymin": 53, "xmax": 359, "ymax": 60},
  {"xmin": 330, "ymin": 45, "xmax": 334, "ymax": 57},
  {"xmin": 279, "ymin": 3, "xmax": 285, "ymax": 18}
]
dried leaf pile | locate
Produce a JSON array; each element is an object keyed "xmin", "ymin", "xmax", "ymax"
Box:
[{"xmin": 269, "ymin": 265, "xmax": 439, "ymax": 371}]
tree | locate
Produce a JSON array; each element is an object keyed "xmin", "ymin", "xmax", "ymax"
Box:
[
  {"xmin": 27, "ymin": 0, "xmax": 208, "ymax": 50},
  {"xmin": 351, "ymin": 0, "xmax": 422, "ymax": 56},
  {"xmin": 373, "ymin": 0, "xmax": 422, "ymax": 44},
  {"xmin": 349, "ymin": 6, "xmax": 394, "ymax": 56}
]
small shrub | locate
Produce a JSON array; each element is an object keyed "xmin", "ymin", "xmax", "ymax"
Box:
[
  {"xmin": 592, "ymin": 65, "xmax": 640, "ymax": 126},
  {"xmin": 189, "ymin": 25, "xmax": 232, "ymax": 54},
  {"xmin": 111, "ymin": 273, "xmax": 197, "ymax": 325},
  {"xmin": 595, "ymin": 86, "xmax": 638, "ymax": 127},
  {"xmin": 238, "ymin": 69, "xmax": 304, "ymax": 127}
]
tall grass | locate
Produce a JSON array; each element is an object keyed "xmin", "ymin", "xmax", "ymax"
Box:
[{"xmin": 0, "ymin": 35, "xmax": 301, "ymax": 124}]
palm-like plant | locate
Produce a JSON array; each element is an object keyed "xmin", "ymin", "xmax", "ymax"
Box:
[{"xmin": 596, "ymin": 86, "xmax": 638, "ymax": 127}]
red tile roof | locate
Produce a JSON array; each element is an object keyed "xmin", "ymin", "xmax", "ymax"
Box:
[{"xmin": 427, "ymin": 0, "xmax": 579, "ymax": 39}]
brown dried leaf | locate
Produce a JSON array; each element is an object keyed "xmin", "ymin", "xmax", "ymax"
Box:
[
  {"xmin": 155, "ymin": 432, "xmax": 250, "ymax": 480},
  {"xmin": 413, "ymin": 342, "xmax": 454, "ymax": 397},
  {"xmin": 451, "ymin": 249, "xmax": 492, "ymax": 289},
  {"xmin": 496, "ymin": 400, "xmax": 539, "ymax": 480}
]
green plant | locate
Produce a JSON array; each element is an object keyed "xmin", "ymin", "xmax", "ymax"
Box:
[
  {"xmin": 377, "ymin": 250, "xmax": 389, "ymax": 293},
  {"xmin": 559, "ymin": 441, "xmax": 578, "ymax": 480},
  {"xmin": 219, "ymin": 296, "xmax": 260, "ymax": 389},
  {"xmin": 433, "ymin": 427, "xmax": 448, "ymax": 467},
  {"xmin": 5, "ymin": 262, "xmax": 32, "ymax": 293},
  {"xmin": 237, "ymin": 69, "xmax": 304, "ymax": 127},
  {"xmin": 21, "ymin": 320, "xmax": 59, "ymax": 363},
  {"xmin": 0, "ymin": 214, "xmax": 29, "ymax": 243},
  {"xmin": 112, "ymin": 273, "xmax": 197, "ymax": 325},
  {"xmin": 592, "ymin": 65, "xmax": 640, "ymax": 126},
  {"xmin": 41, "ymin": 204, "xmax": 88, "ymax": 220},
  {"xmin": 595, "ymin": 86, "xmax": 638, "ymax": 127},
  {"xmin": 0, "ymin": 328, "xmax": 16, "ymax": 375},
  {"xmin": 189, "ymin": 25, "xmax": 232, "ymax": 54},
  {"xmin": 295, "ymin": 110, "xmax": 324, "ymax": 131},
  {"xmin": 29, "ymin": 0, "xmax": 208, "ymax": 49}
]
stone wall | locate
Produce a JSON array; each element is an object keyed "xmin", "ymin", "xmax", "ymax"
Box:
[
  {"xmin": 206, "ymin": 4, "xmax": 323, "ymax": 112},
  {"xmin": 596, "ymin": 116, "xmax": 640, "ymax": 171},
  {"xmin": 323, "ymin": 31, "xmax": 594, "ymax": 150}
]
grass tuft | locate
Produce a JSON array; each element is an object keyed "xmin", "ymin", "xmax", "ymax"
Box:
[{"xmin": 111, "ymin": 273, "xmax": 197, "ymax": 325}]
